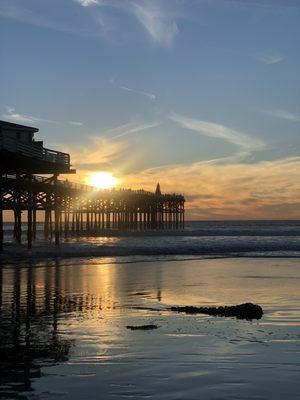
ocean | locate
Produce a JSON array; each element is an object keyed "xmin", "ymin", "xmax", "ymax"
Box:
[
  {"xmin": 2, "ymin": 220, "xmax": 300, "ymax": 259},
  {"xmin": 0, "ymin": 220, "xmax": 300, "ymax": 399}
]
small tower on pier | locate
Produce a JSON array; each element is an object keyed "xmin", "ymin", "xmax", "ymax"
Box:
[{"xmin": 155, "ymin": 182, "xmax": 161, "ymax": 195}]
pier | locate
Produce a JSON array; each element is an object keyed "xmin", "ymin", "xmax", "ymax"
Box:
[{"xmin": 0, "ymin": 121, "xmax": 185, "ymax": 250}]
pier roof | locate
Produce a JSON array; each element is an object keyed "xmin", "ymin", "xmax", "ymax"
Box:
[
  {"xmin": 0, "ymin": 120, "xmax": 39, "ymax": 133},
  {"xmin": 0, "ymin": 120, "xmax": 74, "ymax": 174}
]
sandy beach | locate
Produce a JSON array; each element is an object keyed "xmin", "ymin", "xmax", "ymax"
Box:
[{"xmin": 1, "ymin": 256, "xmax": 299, "ymax": 399}]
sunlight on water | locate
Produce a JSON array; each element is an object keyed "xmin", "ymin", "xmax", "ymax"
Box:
[{"xmin": 0, "ymin": 257, "xmax": 300, "ymax": 399}]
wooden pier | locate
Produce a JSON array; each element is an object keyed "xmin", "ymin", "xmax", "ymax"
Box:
[{"xmin": 0, "ymin": 121, "xmax": 185, "ymax": 250}]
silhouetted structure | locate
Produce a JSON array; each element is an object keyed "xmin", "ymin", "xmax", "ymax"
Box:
[
  {"xmin": 0, "ymin": 263, "xmax": 72, "ymax": 397},
  {"xmin": 155, "ymin": 182, "xmax": 161, "ymax": 195},
  {"xmin": 0, "ymin": 121, "xmax": 185, "ymax": 250}
]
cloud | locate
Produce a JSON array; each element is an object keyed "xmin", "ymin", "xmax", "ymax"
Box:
[
  {"xmin": 2, "ymin": 106, "xmax": 84, "ymax": 127},
  {"xmin": 2, "ymin": 107, "xmax": 55, "ymax": 124},
  {"xmin": 66, "ymin": 116, "xmax": 299, "ymax": 220},
  {"xmin": 110, "ymin": 77, "xmax": 156, "ymax": 100},
  {"xmin": 1, "ymin": 0, "xmax": 181, "ymax": 46},
  {"xmin": 118, "ymin": 85, "xmax": 156, "ymax": 101},
  {"xmin": 0, "ymin": 2, "xmax": 90, "ymax": 36},
  {"xmin": 261, "ymin": 109, "xmax": 300, "ymax": 122},
  {"xmin": 68, "ymin": 120, "xmax": 84, "ymax": 126},
  {"xmin": 131, "ymin": 1, "xmax": 179, "ymax": 46},
  {"xmin": 72, "ymin": 0, "xmax": 180, "ymax": 45},
  {"xmin": 71, "ymin": 135, "xmax": 126, "ymax": 171},
  {"xmin": 124, "ymin": 156, "xmax": 300, "ymax": 220},
  {"xmin": 77, "ymin": 0, "xmax": 181, "ymax": 46},
  {"xmin": 70, "ymin": 120, "xmax": 159, "ymax": 173},
  {"xmin": 103, "ymin": 120, "xmax": 160, "ymax": 139},
  {"xmin": 170, "ymin": 112, "xmax": 265, "ymax": 153},
  {"xmin": 258, "ymin": 52, "xmax": 285, "ymax": 65},
  {"xmin": 75, "ymin": 0, "xmax": 99, "ymax": 6}
]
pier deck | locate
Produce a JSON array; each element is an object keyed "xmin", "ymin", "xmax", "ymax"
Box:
[{"xmin": 0, "ymin": 121, "xmax": 185, "ymax": 250}]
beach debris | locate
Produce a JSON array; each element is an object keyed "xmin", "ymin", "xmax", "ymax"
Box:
[
  {"xmin": 126, "ymin": 324, "xmax": 158, "ymax": 330},
  {"xmin": 170, "ymin": 302, "xmax": 263, "ymax": 320}
]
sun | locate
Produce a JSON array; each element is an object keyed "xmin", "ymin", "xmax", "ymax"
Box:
[{"xmin": 88, "ymin": 172, "xmax": 118, "ymax": 189}]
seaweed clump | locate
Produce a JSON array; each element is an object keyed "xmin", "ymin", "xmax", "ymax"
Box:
[
  {"xmin": 126, "ymin": 324, "xmax": 158, "ymax": 330},
  {"xmin": 170, "ymin": 302, "xmax": 263, "ymax": 320}
]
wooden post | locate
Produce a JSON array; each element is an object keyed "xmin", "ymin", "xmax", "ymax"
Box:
[
  {"xmin": 14, "ymin": 209, "xmax": 22, "ymax": 244},
  {"xmin": 44, "ymin": 209, "xmax": 49, "ymax": 238},
  {"xmin": 32, "ymin": 209, "xmax": 36, "ymax": 240},
  {"xmin": 54, "ymin": 175, "xmax": 60, "ymax": 245},
  {"xmin": 50, "ymin": 210, "xmax": 53, "ymax": 239},
  {"xmin": 0, "ymin": 174, "xmax": 3, "ymax": 252},
  {"xmin": 27, "ymin": 208, "xmax": 32, "ymax": 249},
  {"xmin": 0, "ymin": 207, "xmax": 3, "ymax": 252},
  {"xmin": 80, "ymin": 212, "xmax": 83, "ymax": 231},
  {"xmin": 54, "ymin": 208, "xmax": 60, "ymax": 245},
  {"xmin": 86, "ymin": 210, "xmax": 90, "ymax": 231},
  {"xmin": 64, "ymin": 210, "xmax": 69, "ymax": 238},
  {"xmin": 71, "ymin": 212, "xmax": 75, "ymax": 233},
  {"xmin": 76, "ymin": 212, "xmax": 79, "ymax": 234}
]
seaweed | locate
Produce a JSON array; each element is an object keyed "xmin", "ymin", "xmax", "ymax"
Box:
[
  {"xmin": 170, "ymin": 302, "xmax": 263, "ymax": 320},
  {"xmin": 126, "ymin": 324, "xmax": 159, "ymax": 330}
]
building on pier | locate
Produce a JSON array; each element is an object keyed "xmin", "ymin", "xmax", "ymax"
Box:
[
  {"xmin": 0, "ymin": 120, "xmax": 74, "ymax": 174},
  {"xmin": 0, "ymin": 121, "xmax": 185, "ymax": 250}
]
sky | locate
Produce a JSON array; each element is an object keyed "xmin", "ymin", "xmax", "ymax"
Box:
[{"xmin": 0, "ymin": 0, "xmax": 300, "ymax": 220}]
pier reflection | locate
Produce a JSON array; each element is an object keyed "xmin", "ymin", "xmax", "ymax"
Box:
[
  {"xmin": 0, "ymin": 260, "xmax": 163, "ymax": 398},
  {"xmin": 0, "ymin": 264, "xmax": 73, "ymax": 398}
]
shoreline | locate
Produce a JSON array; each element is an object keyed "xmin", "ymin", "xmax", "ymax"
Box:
[{"xmin": 1, "ymin": 246, "xmax": 300, "ymax": 264}]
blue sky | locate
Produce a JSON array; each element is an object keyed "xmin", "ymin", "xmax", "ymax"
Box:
[{"xmin": 0, "ymin": 0, "xmax": 299, "ymax": 219}]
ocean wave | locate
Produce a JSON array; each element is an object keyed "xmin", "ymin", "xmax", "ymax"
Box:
[
  {"xmin": 2, "ymin": 221, "xmax": 299, "ymax": 262},
  {"xmin": 1, "ymin": 239, "xmax": 300, "ymax": 262}
]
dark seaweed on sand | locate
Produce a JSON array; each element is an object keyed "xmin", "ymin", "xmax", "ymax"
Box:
[
  {"xmin": 126, "ymin": 324, "xmax": 158, "ymax": 330},
  {"xmin": 170, "ymin": 302, "xmax": 263, "ymax": 320}
]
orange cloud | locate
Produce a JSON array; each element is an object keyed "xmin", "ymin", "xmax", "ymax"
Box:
[{"xmin": 123, "ymin": 157, "xmax": 300, "ymax": 220}]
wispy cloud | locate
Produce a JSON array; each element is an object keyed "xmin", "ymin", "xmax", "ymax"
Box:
[
  {"xmin": 0, "ymin": 2, "xmax": 90, "ymax": 36},
  {"xmin": 75, "ymin": 0, "xmax": 99, "ymax": 6},
  {"xmin": 103, "ymin": 120, "xmax": 160, "ymax": 139},
  {"xmin": 2, "ymin": 107, "xmax": 56, "ymax": 124},
  {"xmin": 118, "ymin": 85, "xmax": 156, "ymax": 101},
  {"xmin": 170, "ymin": 112, "xmax": 265, "ymax": 153},
  {"xmin": 68, "ymin": 120, "xmax": 84, "ymax": 126},
  {"xmin": 1, "ymin": 0, "xmax": 181, "ymax": 46},
  {"xmin": 131, "ymin": 0, "xmax": 179, "ymax": 46},
  {"xmin": 70, "ymin": 120, "xmax": 160, "ymax": 177},
  {"xmin": 73, "ymin": 0, "xmax": 180, "ymax": 45},
  {"xmin": 110, "ymin": 77, "xmax": 156, "ymax": 100},
  {"xmin": 2, "ymin": 106, "xmax": 83, "ymax": 127},
  {"xmin": 261, "ymin": 108, "xmax": 300, "ymax": 122},
  {"xmin": 72, "ymin": 135, "xmax": 126, "ymax": 171},
  {"xmin": 258, "ymin": 52, "xmax": 285, "ymax": 65}
]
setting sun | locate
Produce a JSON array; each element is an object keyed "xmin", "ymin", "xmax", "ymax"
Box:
[{"xmin": 88, "ymin": 172, "xmax": 118, "ymax": 189}]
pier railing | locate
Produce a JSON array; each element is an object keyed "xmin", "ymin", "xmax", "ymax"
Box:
[
  {"xmin": 2, "ymin": 174, "xmax": 184, "ymax": 199},
  {"xmin": 0, "ymin": 135, "xmax": 70, "ymax": 165}
]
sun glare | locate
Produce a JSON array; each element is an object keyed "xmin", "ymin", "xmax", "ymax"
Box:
[{"xmin": 89, "ymin": 172, "xmax": 118, "ymax": 189}]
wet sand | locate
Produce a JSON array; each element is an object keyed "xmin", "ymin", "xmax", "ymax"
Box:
[{"xmin": 0, "ymin": 257, "xmax": 299, "ymax": 399}]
